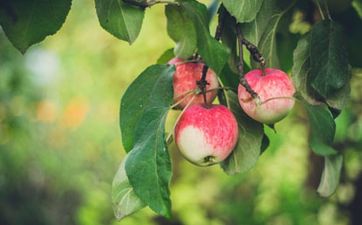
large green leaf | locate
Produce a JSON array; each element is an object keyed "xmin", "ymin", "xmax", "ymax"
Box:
[
  {"xmin": 254, "ymin": 0, "xmax": 295, "ymax": 68},
  {"xmin": 95, "ymin": 0, "xmax": 144, "ymax": 44},
  {"xmin": 292, "ymin": 34, "xmax": 350, "ymax": 110},
  {"xmin": 241, "ymin": 0, "xmax": 295, "ymax": 68},
  {"xmin": 292, "ymin": 35, "xmax": 350, "ymax": 110},
  {"xmin": 292, "ymin": 35, "xmax": 318, "ymax": 105},
  {"xmin": 221, "ymin": 0, "xmax": 264, "ymax": 23},
  {"xmin": 304, "ymin": 103, "xmax": 337, "ymax": 156},
  {"xmin": 0, "ymin": 0, "xmax": 71, "ymax": 53},
  {"xmin": 165, "ymin": 5, "xmax": 197, "ymax": 59},
  {"xmin": 309, "ymin": 21, "xmax": 350, "ymax": 99},
  {"xmin": 241, "ymin": 0, "xmax": 292, "ymax": 45},
  {"xmin": 317, "ymin": 154, "xmax": 343, "ymax": 197},
  {"xmin": 125, "ymin": 106, "xmax": 172, "ymax": 217},
  {"xmin": 112, "ymin": 156, "xmax": 145, "ymax": 220},
  {"xmin": 221, "ymin": 91, "xmax": 264, "ymax": 175},
  {"xmin": 181, "ymin": 0, "xmax": 229, "ymax": 74},
  {"xmin": 121, "ymin": 64, "xmax": 174, "ymax": 217},
  {"xmin": 120, "ymin": 65, "xmax": 175, "ymax": 152}
]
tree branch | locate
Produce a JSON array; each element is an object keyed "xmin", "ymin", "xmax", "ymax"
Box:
[
  {"xmin": 236, "ymin": 24, "xmax": 259, "ymax": 100},
  {"xmin": 197, "ymin": 8, "xmax": 226, "ymax": 105}
]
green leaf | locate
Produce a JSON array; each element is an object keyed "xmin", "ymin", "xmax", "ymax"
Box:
[
  {"xmin": 125, "ymin": 108, "xmax": 172, "ymax": 218},
  {"xmin": 221, "ymin": 91, "xmax": 264, "ymax": 175},
  {"xmin": 207, "ymin": 0, "xmax": 219, "ymax": 23},
  {"xmin": 95, "ymin": 0, "xmax": 144, "ymax": 44},
  {"xmin": 181, "ymin": 0, "xmax": 229, "ymax": 74},
  {"xmin": 121, "ymin": 64, "xmax": 174, "ymax": 217},
  {"xmin": 219, "ymin": 6, "xmax": 238, "ymax": 71},
  {"xmin": 292, "ymin": 34, "xmax": 350, "ymax": 110},
  {"xmin": 218, "ymin": 63, "xmax": 239, "ymax": 90},
  {"xmin": 218, "ymin": 7, "xmax": 252, "ymax": 90},
  {"xmin": 241, "ymin": 0, "xmax": 295, "ymax": 68},
  {"xmin": 303, "ymin": 103, "xmax": 337, "ymax": 156},
  {"xmin": 255, "ymin": 0, "xmax": 295, "ymax": 68},
  {"xmin": 165, "ymin": 5, "xmax": 197, "ymax": 59},
  {"xmin": 0, "ymin": 0, "xmax": 71, "ymax": 53},
  {"xmin": 241, "ymin": 0, "xmax": 293, "ymax": 45},
  {"xmin": 260, "ymin": 133, "xmax": 270, "ymax": 154},
  {"xmin": 157, "ymin": 48, "xmax": 175, "ymax": 64},
  {"xmin": 165, "ymin": 0, "xmax": 230, "ymax": 74},
  {"xmin": 112, "ymin": 156, "xmax": 145, "ymax": 220},
  {"xmin": 276, "ymin": 16, "xmax": 299, "ymax": 72},
  {"xmin": 217, "ymin": 7, "xmax": 241, "ymax": 90},
  {"xmin": 324, "ymin": 81, "xmax": 351, "ymax": 110},
  {"xmin": 353, "ymin": 0, "xmax": 362, "ymax": 18},
  {"xmin": 309, "ymin": 21, "xmax": 351, "ymax": 99},
  {"xmin": 220, "ymin": 8, "xmax": 237, "ymax": 67},
  {"xmin": 221, "ymin": 0, "xmax": 264, "ymax": 23},
  {"xmin": 120, "ymin": 64, "xmax": 175, "ymax": 152},
  {"xmin": 317, "ymin": 154, "xmax": 343, "ymax": 197},
  {"xmin": 292, "ymin": 35, "xmax": 318, "ymax": 105}
]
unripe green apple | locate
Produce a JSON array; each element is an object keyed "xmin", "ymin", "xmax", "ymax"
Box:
[
  {"xmin": 169, "ymin": 58, "xmax": 219, "ymax": 109},
  {"xmin": 174, "ymin": 104, "xmax": 239, "ymax": 166},
  {"xmin": 238, "ymin": 68, "xmax": 295, "ymax": 124}
]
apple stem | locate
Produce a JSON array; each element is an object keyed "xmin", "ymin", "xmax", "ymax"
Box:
[
  {"xmin": 236, "ymin": 24, "xmax": 260, "ymax": 100},
  {"xmin": 197, "ymin": 9, "xmax": 225, "ymax": 106},
  {"xmin": 235, "ymin": 24, "xmax": 266, "ymax": 74},
  {"xmin": 239, "ymin": 78, "xmax": 259, "ymax": 100},
  {"xmin": 170, "ymin": 89, "xmax": 198, "ymax": 109},
  {"xmin": 241, "ymin": 38, "xmax": 266, "ymax": 73},
  {"xmin": 197, "ymin": 65, "xmax": 210, "ymax": 106}
]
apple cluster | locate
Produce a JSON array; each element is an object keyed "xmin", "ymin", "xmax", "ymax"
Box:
[{"xmin": 169, "ymin": 58, "xmax": 295, "ymax": 166}]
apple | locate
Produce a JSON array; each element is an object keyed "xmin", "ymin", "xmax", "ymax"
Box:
[
  {"xmin": 238, "ymin": 68, "xmax": 295, "ymax": 124},
  {"xmin": 174, "ymin": 104, "xmax": 239, "ymax": 166},
  {"xmin": 169, "ymin": 58, "xmax": 219, "ymax": 109}
]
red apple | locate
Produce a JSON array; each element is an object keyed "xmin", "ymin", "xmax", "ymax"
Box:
[
  {"xmin": 238, "ymin": 68, "xmax": 295, "ymax": 124},
  {"xmin": 169, "ymin": 58, "xmax": 219, "ymax": 109},
  {"xmin": 174, "ymin": 104, "xmax": 239, "ymax": 166}
]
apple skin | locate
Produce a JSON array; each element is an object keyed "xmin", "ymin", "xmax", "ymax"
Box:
[
  {"xmin": 174, "ymin": 104, "xmax": 239, "ymax": 166},
  {"xmin": 238, "ymin": 68, "xmax": 295, "ymax": 124},
  {"xmin": 169, "ymin": 58, "xmax": 219, "ymax": 109}
]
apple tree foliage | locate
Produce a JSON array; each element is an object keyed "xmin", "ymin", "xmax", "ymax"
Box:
[{"xmin": 0, "ymin": 0, "xmax": 361, "ymax": 220}]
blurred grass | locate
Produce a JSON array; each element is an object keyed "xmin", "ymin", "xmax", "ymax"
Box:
[{"xmin": 0, "ymin": 1, "xmax": 361, "ymax": 225}]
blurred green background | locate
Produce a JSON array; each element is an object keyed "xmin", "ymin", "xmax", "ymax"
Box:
[{"xmin": 1, "ymin": 1, "xmax": 362, "ymax": 225}]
